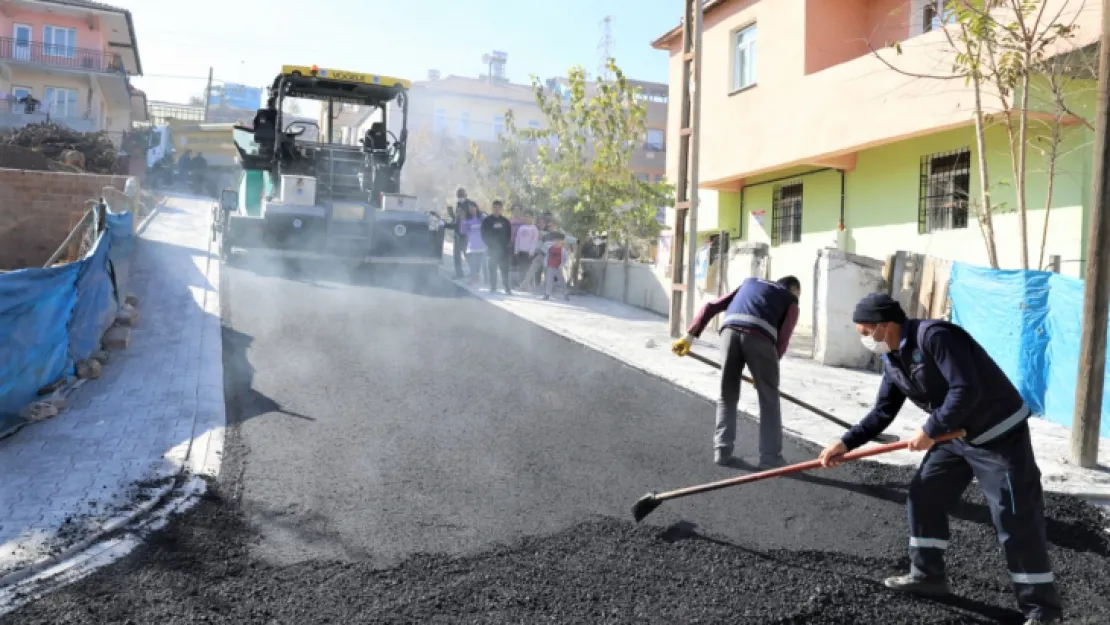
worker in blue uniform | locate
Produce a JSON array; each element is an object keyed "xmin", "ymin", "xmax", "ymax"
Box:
[
  {"xmin": 817, "ymin": 293, "xmax": 1062, "ymax": 625},
  {"xmin": 671, "ymin": 276, "xmax": 801, "ymax": 469}
]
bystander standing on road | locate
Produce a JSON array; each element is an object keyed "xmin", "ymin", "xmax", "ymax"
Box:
[
  {"xmin": 513, "ymin": 211, "xmax": 540, "ymax": 286},
  {"xmin": 449, "ymin": 187, "xmax": 477, "ymax": 280},
  {"xmin": 482, "ymin": 200, "xmax": 513, "ymax": 294},
  {"xmin": 671, "ymin": 276, "xmax": 802, "ymax": 468},
  {"xmin": 543, "ymin": 234, "xmax": 570, "ymax": 301},
  {"xmin": 509, "ymin": 201, "xmax": 525, "ymax": 248},
  {"xmin": 461, "ymin": 204, "xmax": 487, "ymax": 286},
  {"xmin": 817, "ymin": 293, "xmax": 1062, "ymax": 625}
]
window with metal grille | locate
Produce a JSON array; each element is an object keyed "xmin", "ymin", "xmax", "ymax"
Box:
[
  {"xmin": 771, "ymin": 182, "xmax": 803, "ymax": 245},
  {"xmin": 918, "ymin": 148, "xmax": 971, "ymax": 234}
]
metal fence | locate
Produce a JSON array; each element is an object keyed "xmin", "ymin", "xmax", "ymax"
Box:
[{"xmin": 0, "ymin": 36, "xmax": 125, "ymax": 74}]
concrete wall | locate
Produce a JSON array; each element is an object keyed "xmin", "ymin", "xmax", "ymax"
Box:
[
  {"xmin": 812, "ymin": 248, "xmax": 886, "ymax": 368},
  {"xmin": 580, "ymin": 259, "xmax": 672, "ymax": 316},
  {"xmin": 0, "ymin": 168, "xmax": 130, "ymax": 269}
]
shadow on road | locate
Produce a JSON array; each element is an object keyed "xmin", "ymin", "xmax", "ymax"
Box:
[{"xmin": 222, "ymin": 325, "xmax": 315, "ymax": 423}]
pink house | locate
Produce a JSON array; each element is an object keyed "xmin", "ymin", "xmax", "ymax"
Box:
[{"xmin": 0, "ymin": 0, "xmax": 144, "ymax": 136}]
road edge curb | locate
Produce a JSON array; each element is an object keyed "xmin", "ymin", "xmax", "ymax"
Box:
[{"xmin": 0, "ymin": 199, "xmax": 226, "ymax": 611}]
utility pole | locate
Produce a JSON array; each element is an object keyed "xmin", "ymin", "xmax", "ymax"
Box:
[
  {"xmin": 202, "ymin": 66, "xmax": 213, "ymax": 122},
  {"xmin": 669, "ymin": 0, "xmax": 703, "ymax": 337},
  {"xmin": 1071, "ymin": 0, "xmax": 1110, "ymax": 468}
]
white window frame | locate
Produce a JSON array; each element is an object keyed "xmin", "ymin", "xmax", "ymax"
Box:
[
  {"xmin": 11, "ymin": 86, "xmax": 32, "ymax": 113},
  {"xmin": 646, "ymin": 128, "xmax": 665, "ymax": 151},
  {"xmin": 43, "ymin": 86, "xmax": 78, "ymax": 118},
  {"xmin": 433, "ymin": 108, "xmax": 447, "ymax": 132},
  {"xmin": 459, "ymin": 111, "xmax": 470, "ymax": 137},
  {"xmin": 910, "ymin": 0, "xmax": 956, "ymax": 36},
  {"xmin": 493, "ymin": 115, "xmax": 505, "ymax": 137},
  {"xmin": 43, "ymin": 25, "xmax": 77, "ymax": 59},
  {"xmin": 13, "ymin": 24, "xmax": 32, "ymax": 61},
  {"xmin": 731, "ymin": 23, "xmax": 757, "ymax": 92}
]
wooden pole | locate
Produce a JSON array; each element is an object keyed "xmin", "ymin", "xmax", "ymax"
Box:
[
  {"xmin": 668, "ymin": 0, "xmax": 695, "ymax": 337},
  {"xmin": 1071, "ymin": 0, "xmax": 1110, "ymax": 468},
  {"xmin": 668, "ymin": 0, "xmax": 703, "ymax": 337},
  {"xmin": 684, "ymin": 0, "xmax": 703, "ymax": 329},
  {"xmin": 202, "ymin": 67, "xmax": 214, "ymax": 122}
]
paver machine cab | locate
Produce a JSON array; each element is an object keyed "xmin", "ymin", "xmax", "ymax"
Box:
[{"xmin": 216, "ymin": 64, "xmax": 445, "ymax": 274}]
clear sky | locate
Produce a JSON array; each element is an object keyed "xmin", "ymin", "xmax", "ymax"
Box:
[{"xmin": 115, "ymin": 0, "xmax": 679, "ymax": 105}]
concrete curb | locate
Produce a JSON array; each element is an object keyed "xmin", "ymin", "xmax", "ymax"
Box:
[
  {"xmin": 0, "ymin": 477, "xmax": 209, "ymax": 615},
  {"xmin": 0, "ymin": 482, "xmax": 175, "ymax": 589},
  {"xmin": 0, "ymin": 199, "xmax": 225, "ymax": 608},
  {"xmin": 439, "ymin": 260, "xmax": 1110, "ymax": 503}
]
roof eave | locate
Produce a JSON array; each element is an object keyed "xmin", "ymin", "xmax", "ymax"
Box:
[{"xmin": 650, "ymin": 0, "xmax": 733, "ymax": 51}]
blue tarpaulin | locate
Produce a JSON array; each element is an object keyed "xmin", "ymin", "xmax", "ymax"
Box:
[
  {"xmin": 0, "ymin": 263, "xmax": 81, "ymax": 435},
  {"xmin": 948, "ymin": 262, "xmax": 1110, "ymax": 439},
  {"xmin": 0, "ymin": 204, "xmax": 134, "ymax": 437},
  {"xmin": 68, "ymin": 231, "xmax": 119, "ymax": 364}
]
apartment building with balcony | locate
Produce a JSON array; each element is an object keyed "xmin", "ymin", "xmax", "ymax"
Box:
[
  {"xmin": 0, "ymin": 0, "xmax": 145, "ymax": 139},
  {"xmin": 652, "ymin": 0, "xmax": 1101, "ymax": 332}
]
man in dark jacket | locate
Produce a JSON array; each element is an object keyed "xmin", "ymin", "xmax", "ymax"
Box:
[
  {"xmin": 481, "ymin": 199, "xmax": 513, "ymax": 294},
  {"xmin": 448, "ymin": 187, "xmax": 476, "ymax": 279},
  {"xmin": 817, "ymin": 293, "xmax": 1061, "ymax": 625},
  {"xmin": 672, "ymin": 275, "xmax": 801, "ymax": 468}
]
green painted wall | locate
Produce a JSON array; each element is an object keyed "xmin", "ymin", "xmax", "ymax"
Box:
[
  {"xmin": 728, "ymin": 117, "xmax": 1093, "ymax": 267},
  {"xmin": 722, "ymin": 77, "xmax": 1096, "ymax": 266}
]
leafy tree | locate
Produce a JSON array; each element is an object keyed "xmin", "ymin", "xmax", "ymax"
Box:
[
  {"xmin": 875, "ymin": 0, "xmax": 1089, "ymax": 270},
  {"xmin": 471, "ymin": 58, "xmax": 673, "ymax": 285}
]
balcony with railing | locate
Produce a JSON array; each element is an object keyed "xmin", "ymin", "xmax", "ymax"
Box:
[
  {"xmin": 0, "ymin": 97, "xmax": 98, "ymax": 132},
  {"xmin": 0, "ymin": 37, "xmax": 126, "ymax": 75}
]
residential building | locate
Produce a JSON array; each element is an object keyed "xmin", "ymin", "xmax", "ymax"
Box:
[
  {"xmin": 652, "ymin": 0, "xmax": 1101, "ymax": 332},
  {"xmin": 0, "ymin": 0, "xmax": 145, "ymax": 140}
]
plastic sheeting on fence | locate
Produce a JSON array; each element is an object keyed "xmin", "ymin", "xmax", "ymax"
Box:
[
  {"xmin": 948, "ymin": 262, "xmax": 1110, "ymax": 439},
  {"xmin": 0, "ymin": 205, "xmax": 134, "ymax": 438},
  {"xmin": 0, "ymin": 263, "xmax": 81, "ymax": 434},
  {"xmin": 69, "ymin": 231, "xmax": 119, "ymax": 364}
]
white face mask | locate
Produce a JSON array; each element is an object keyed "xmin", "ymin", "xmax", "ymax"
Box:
[{"xmin": 861, "ymin": 325, "xmax": 891, "ymax": 355}]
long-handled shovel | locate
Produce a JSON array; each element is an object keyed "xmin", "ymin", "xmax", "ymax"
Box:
[
  {"xmin": 683, "ymin": 350, "xmax": 899, "ymax": 444},
  {"xmin": 632, "ymin": 430, "xmax": 965, "ymax": 523}
]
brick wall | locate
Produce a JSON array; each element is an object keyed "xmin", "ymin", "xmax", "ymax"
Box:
[{"xmin": 0, "ymin": 168, "xmax": 131, "ymax": 270}]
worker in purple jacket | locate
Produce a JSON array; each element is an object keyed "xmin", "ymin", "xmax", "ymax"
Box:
[{"xmin": 671, "ymin": 276, "xmax": 801, "ymax": 468}]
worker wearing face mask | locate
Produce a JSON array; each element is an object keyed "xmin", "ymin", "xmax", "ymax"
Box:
[{"xmin": 817, "ymin": 292, "xmax": 1061, "ymax": 625}]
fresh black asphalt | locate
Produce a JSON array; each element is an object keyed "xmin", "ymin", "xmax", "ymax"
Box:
[{"xmin": 4, "ymin": 257, "xmax": 1109, "ymax": 624}]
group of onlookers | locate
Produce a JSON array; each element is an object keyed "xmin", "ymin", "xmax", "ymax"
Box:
[{"xmin": 446, "ymin": 187, "xmax": 572, "ymax": 300}]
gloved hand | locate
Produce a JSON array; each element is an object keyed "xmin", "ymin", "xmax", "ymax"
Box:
[{"xmin": 671, "ymin": 335, "xmax": 693, "ymax": 357}]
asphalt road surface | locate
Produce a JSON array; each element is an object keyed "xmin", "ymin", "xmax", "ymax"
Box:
[{"xmin": 5, "ymin": 257, "xmax": 1110, "ymax": 624}]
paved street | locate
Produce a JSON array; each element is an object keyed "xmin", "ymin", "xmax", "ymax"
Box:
[
  {"xmin": 0, "ymin": 193, "xmax": 222, "ymax": 587},
  {"xmin": 3, "ymin": 200, "xmax": 1109, "ymax": 623}
]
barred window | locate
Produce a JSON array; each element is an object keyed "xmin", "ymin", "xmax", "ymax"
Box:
[
  {"xmin": 771, "ymin": 182, "xmax": 803, "ymax": 245},
  {"xmin": 919, "ymin": 148, "xmax": 971, "ymax": 234}
]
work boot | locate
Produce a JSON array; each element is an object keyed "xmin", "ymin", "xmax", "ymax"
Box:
[
  {"xmin": 714, "ymin": 448, "xmax": 733, "ymax": 466},
  {"xmin": 758, "ymin": 456, "xmax": 787, "ymax": 469},
  {"xmin": 883, "ymin": 573, "xmax": 951, "ymax": 597}
]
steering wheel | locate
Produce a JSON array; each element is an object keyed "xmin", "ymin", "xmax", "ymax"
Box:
[{"xmin": 284, "ymin": 120, "xmax": 319, "ymax": 137}]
